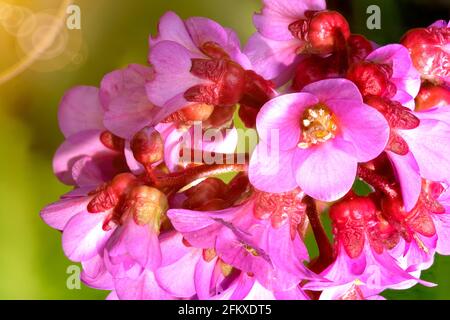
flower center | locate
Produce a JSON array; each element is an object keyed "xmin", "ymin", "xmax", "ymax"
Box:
[{"xmin": 298, "ymin": 104, "xmax": 337, "ymax": 149}]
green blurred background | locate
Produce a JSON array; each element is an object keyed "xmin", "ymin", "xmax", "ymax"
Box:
[{"xmin": 0, "ymin": 0, "xmax": 448, "ymax": 300}]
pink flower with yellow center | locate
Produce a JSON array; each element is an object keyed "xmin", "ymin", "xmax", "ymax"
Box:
[{"xmin": 249, "ymin": 78, "xmax": 390, "ymax": 201}]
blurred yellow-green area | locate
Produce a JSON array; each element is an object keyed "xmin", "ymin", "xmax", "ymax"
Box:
[{"xmin": 0, "ymin": 0, "xmax": 449, "ymax": 300}]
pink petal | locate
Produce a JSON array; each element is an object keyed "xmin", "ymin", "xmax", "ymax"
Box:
[
  {"xmin": 71, "ymin": 156, "xmax": 109, "ymax": 187},
  {"xmin": 254, "ymin": 0, "xmax": 326, "ymax": 41},
  {"xmin": 367, "ymin": 44, "xmax": 421, "ymax": 108},
  {"xmin": 194, "ymin": 256, "xmax": 219, "ymax": 300},
  {"xmin": 293, "ymin": 139, "xmax": 358, "ymax": 202},
  {"xmin": 167, "ymin": 207, "xmax": 239, "ymax": 248},
  {"xmin": 40, "ymin": 193, "xmax": 90, "ymax": 231},
  {"xmin": 256, "ymin": 93, "xmax": 318, "ymax": 150},
  {"xmin": 302, "ymin": 78, "xmax": 364, "ymax": 104},
  {"xmin": 58, "ymin": 86, "xmax": 104, "ymax": 138},
  {"xmin": 432, "ymin": 214, "xmax": 450, "ymax": 255},
  {"xmin": 185, "ymin": 17, "xmax": 251, "ymax": 69},
  {"xmin": 249, "ymin": 142, "xmax": 297, "ymax": 193},
  {"xmin": 154, "ymin": 232, "xmax": 201, "ymax": 297},
  {"xmin": 101, "ymin": 64, "xmax": 158, "ymax": 139},
  {"xmin": 62, "ymin": 211, "xmax": 114, "ymax": 262},
  {"xmin": 149, "ymin": 11, "xmax": 198, "ymax": 53},
  {"xmin": 244, "ymin": 32, "xmax": 302, "ymax": 86},
  {"xmin": 267, "ymin": 222, "xmax": 313, "ymax": 281},
  {"xmin": 124, "ymin": 141, "xmax": 144, "ymax": 175},
  {"xmin": 115, "ymin": 270, "xmax": 173, "ymax": 300},
  {"xmin": 146, "ymin": 41, "xmax": 206, "ymax": 109},
  {"xmin": 81, "ymin": 254, "xmax": 114, "ymax": 290},
  {"xmin": 333, "ymin": 101, "xmax": 389, "ymax": 162},
  {"xmin": 53, "ymin": 130, "xmax": 120, "ymax": 185},
  {"xmin": 400, "ymin": 119, "xmax": 450, "ymax": 182},
  {"xmin": 387, "ymin": 151, "xmax": 421, "ymax": 212}
]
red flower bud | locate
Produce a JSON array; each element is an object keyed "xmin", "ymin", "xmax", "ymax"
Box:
[
  {"xmin": 304, "ymin": 10, "xmax": 351, "ymax": 55},
  {"xmin": 401, "ymin": 26, "xmax": 450, "ymax": 83},
  {"xmin": 415, "ymin": 83, "xmax": 450, "ymax": 111},
  {"xmin": 346, "ymin": 61, "xmax": 397, "ymax": 98},
  {"xmin": 130, "ymin": 127, "xmax": 164, "ymax": 166}
]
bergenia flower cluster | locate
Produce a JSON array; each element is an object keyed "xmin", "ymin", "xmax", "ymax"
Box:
[{"xmin": 41, "ymin": 0, "xmax": 450, "ymax": 300}]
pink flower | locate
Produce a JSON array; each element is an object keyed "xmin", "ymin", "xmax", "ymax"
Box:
[
  {"xmin": 249, "ymin": 79, "xmax": 389, "ymax": 201},
  {"xmin": 146, "ymin": 11, "xmax": 274, "ymax": 129},
  {"xmin": 168, "ymin": 187, "xmax": 314, "ymax": 292},
  {"xmin": 245, "ymin": 0, "xmax": 327, "ymax": 85}
]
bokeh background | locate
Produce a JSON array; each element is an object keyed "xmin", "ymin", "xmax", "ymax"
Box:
[{"xmin": 0, "ymin": 0, "xmax": 448, "ymax": 300}]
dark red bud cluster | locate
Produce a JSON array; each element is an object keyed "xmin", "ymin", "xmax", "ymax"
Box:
[{"xmin": 330, "ymin": 194, "xmax": 399, "ymax": 258}]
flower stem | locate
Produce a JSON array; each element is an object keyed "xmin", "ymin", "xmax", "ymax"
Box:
[
  {"xmin": 303, "ymin": 195, "xmax": 334, "ymax": 273},
  {"xmin": 151, "ymin": 163, "xmax": 248, "ymax": 191},
  {"xmin": 357, "ymin": 165, "xmax": 398, "ymax": 199}
]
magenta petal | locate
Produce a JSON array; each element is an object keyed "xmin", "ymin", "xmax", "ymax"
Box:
[
  {"xmin": 40, "ymin": 194, "xmax": 90, "ymax": 231},
  {"xmin": 333, "ymin": 101, "xmax": 389, "ymax": 162},
  {"xmin": 302, "ymin": 78, "xmax": 364, "ymax": 104},
  {"xmin": 58, "ymin": 86, "xmax": 104, "ymax": 138},
  {"xmin": 245, "ymin": 32, "xmax": 302, "ymax": 85},
  {"xmin": 267, "ymin": 222, "xmax": 313, "ymax": 281},
  {"xmin": 254, "ymin": 0, "xmax": 326, "ymax": 41},
  {"xmin": 81, "ymin": 254, "xmax": 114, "ymax": 290},
  {"xmin": 115, "ymin": 270, "xmax": 173, "ymax": 300},
  {"xmin": 415, "ymin": 106, "xmax": 450, "ymax": 125},
  {"xmin": 53, "ymin": 130, "xmax": 120, "ymax": 185},
  {"xmin": 106, "ymin": 291, "xmax": 119, "ymax": 300},
  {"xmin": 249, "ymin": 142, "xmax": 297, "ymax": 193},
  {"xmin": 167, "ymin": 207, "xmax": 239, "ymax": 248},
  {"xmin": 71, "ymin": 156, "xmax": 108, "ymax": 187},
  {"xmin": 256, "ymin": 93, "xmax": 318, "ymax": 150},
  {"xmin": 101, "ymin": 64, "xmax": 158, "ymax": 139},
  {"xmin": 293, "ymin": 139, "xmax": 357, "ymax": 202},
  {"xmin": 367, "ymin": 44, "xmax": 421, "ymax": 107},
  {"xmin": 124, "ymin": 142, "xmax": 144, "ymax": 175},
  {"xmin": 154, "ymin": 232, "xmax": 201, "ymax": 297},
  {"xmin": 194, "ymin": 256, "xmax": 219, "ymax": 300},
  {"xmin": 387, "ymin": 151, "xmax": 421, "ymax": 212},
  {"xmin": 62, "ymin": 211, "xmax": 114, "ymax": 262},
  {"xmin": 111, "ymin": 219, "xmax": 162, "ymax": 271},
  {"xmin": 147, "ymin": 41, "xmax": 206, "ymax": 109},
  {"xmin": 185, "ymin": 17, "xmax": 251, "ymax": 69},
  {"xmin": 149, "ymin": 11, "xmax": 198, "ymax": 53},
  {"xmin": 433, "ymin": 214, "xmax": 450, "ymax": 255},
  {"xmin": 400, "ymin": 119, "xmax": 450, "ymax": 182}
]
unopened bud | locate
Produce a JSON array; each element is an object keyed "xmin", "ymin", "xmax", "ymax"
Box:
[
  {"xmin": 304, "ymin": 10, "xmax": 351, "ymax": 55},
  {"xmin": 127, "ymin": 185, "xmax": 168, "ymax": 231},
  {"xmin": 131, "ymin": 127, "xmax": 164, "ymax": 166},
  {"xmin": 346, "ymin": 61, "xmax": 396, "ymax": 98}
]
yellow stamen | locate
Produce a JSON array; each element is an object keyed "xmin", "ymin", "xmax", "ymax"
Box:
[{"xmin": 298, "ymin": 104, "xmax": 338, "ymax": 149}]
